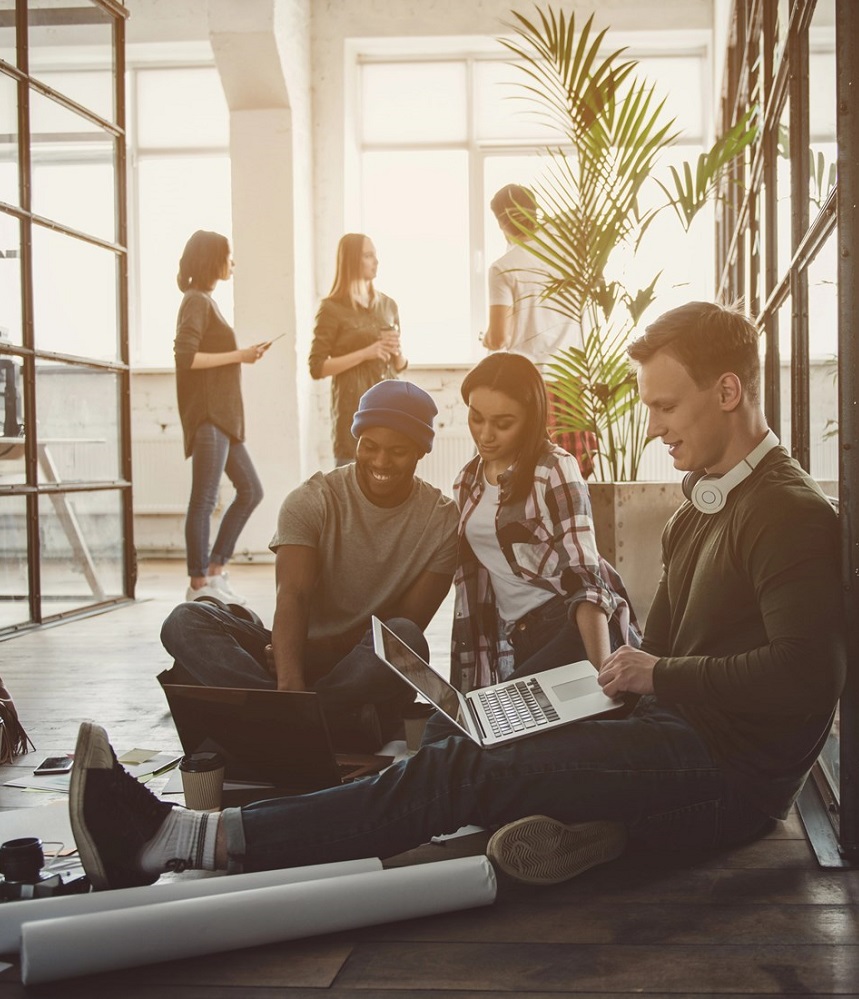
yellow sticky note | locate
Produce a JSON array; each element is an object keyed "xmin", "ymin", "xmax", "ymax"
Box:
[{"xmin": 117, "ymin": 748, "xmax": 158, "ymax": 765}]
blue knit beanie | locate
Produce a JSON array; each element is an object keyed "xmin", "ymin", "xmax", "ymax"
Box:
[{"xmin": 351, "ymin": 381, "xmax": 437, "ymax": 454}]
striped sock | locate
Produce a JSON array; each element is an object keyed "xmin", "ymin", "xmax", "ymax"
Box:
[{"xmin": 138, "ymin": 808, "xmax": 219, "ymax": 875}]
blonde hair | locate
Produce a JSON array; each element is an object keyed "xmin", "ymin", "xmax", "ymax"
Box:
[{"xmin": 327, "ymin": 233, "xmax": 376, "ymax": 309}]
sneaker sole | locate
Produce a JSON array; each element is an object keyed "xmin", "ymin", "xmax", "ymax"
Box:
[
  {"xmin": 68, "ymin": 721, "xmax": 113, "ymax": 891},
  {"xmin": 226, "ymin": 603, "xmax": 264, "ymax": 628},
  {"xmin": 487, "ymin": 815, "xmax": 627, "ymax": 885},
  {"xmin": 191, "ymin": 594, "xmax": 229, "ymax": 611}
]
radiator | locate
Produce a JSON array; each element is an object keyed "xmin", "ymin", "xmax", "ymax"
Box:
[
  {"xmin": 132, "ymin": 437, "xmax": 200, "ymax": 515},
  {"xmin": 130, "ymin": 431, "xmax": 841, "ymax": 510},
  {"xmin": 130, "ymin": 432, "xmax": 474, "ymax": 515},
  {"xmin": 417, "ymin": 431, "xmax": 474, "ymax": 496}
]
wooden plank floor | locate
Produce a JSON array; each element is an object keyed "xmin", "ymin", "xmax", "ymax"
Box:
[{"xmin": 0, "ymin": 560, "xmax": 856, "ymax": 997}]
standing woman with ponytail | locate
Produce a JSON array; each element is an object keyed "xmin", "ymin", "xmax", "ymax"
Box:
[
  {"xmin": 174, "ymin": 230, "xmax": 268, "ymax": 606},
  {"xmin": 309, "ymin": 233, "xmax": 408, "ymax": 466}
]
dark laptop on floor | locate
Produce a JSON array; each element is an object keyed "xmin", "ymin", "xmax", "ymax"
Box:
[
  {"xmin": 158, "ymin": 674, "xmax": 389, "ymax": 792},
  {"xmin": 372, "ymin": 616, "xmax": 624, "ymax": 748}
]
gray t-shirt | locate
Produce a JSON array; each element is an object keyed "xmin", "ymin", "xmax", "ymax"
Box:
[{"xmin": 270, "ymin": 465, "xmax": 458, "ymax": 641}]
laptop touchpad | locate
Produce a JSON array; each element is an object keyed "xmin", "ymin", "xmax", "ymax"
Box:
[{"xmin": 551, "ymin": 673, "xmax": 603, "ymax": 701}]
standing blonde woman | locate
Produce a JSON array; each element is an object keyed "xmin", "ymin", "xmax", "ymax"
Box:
[
  {"xmin": 174, "ymin": 230, "xmax": 269, "ymax": 606},
  {"xmin": 309, "ymin": 234, "xmax": 408, "ymax": 465}
]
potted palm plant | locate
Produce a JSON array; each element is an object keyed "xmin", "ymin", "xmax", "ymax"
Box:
[{"xmin": 499, "ymin": 6, "xmax": 756, "ymax": 619}]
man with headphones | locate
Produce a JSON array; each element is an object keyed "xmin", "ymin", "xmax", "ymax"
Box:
[{"xmin": 67, "ymin": 302, "xmax": 847, "ymax": 892}]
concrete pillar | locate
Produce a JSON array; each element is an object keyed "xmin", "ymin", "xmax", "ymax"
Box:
[{"xmin": 207, "ymin": 0, "xmax": 312, "ymax": 559}]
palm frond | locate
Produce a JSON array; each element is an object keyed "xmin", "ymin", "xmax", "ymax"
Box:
[
  {"xmin": 657, "ymin": 105, "xmax": 758, "ymax": 229},
  {"xmin": 498, "ymin": 5, "xmax": 754, "ymax": 478}
]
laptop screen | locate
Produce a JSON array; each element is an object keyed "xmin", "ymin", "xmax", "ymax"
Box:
[
  {"xmin": 159, "ymin": 679, "xmax": 343, "ymax": 789},
  {"xmin": 373, "ymin": 618, "xmax": 471, "ymax": 734}
]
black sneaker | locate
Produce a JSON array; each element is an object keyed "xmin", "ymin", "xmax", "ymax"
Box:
[
  {"xmin": 486, "ymin": 815, "xmax": 627, "ymax": 885},
  {"xmin": 69, "ymin": 722, "xmax": 175, "ymax": 891}
]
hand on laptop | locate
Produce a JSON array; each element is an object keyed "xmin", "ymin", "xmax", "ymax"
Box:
[
  {"xmin": 265, "ymin": 645, "xmax": 308, "ymax": 691},
  {"xmin": 598, "ymin": 646, "xmax": 658, "ymax": 698}
]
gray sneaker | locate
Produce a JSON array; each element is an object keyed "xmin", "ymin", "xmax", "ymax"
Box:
[
  {"xmin": 487, "ymin": 815, "xmax": 627, "ymax": 885},
  {"xmin": 69, "ymin": 722, "xmax": 175, "ymax": 891}
]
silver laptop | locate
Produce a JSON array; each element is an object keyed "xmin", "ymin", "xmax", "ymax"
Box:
[{"xmin": 371, "ymin": 616, "xmax": 623, "ymax": 748}]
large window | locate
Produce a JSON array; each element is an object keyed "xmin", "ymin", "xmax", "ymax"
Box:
[
  {"xmin": 0, "ymin": 0, "xmax": 132, "ymax": 634},
  {"xmin": 4, "ymin": 45, "xmax": 232, "ymax": 369},
  {"xmin": 714, "ymin": 0, "xmax": 854, "ymax": 865},
  {"xmin": 354, "ymin": 39, "xmax": 714, "ymax": 365},
  {"xmin": 130, "ymin": 62, "xmax": 231, "ymax": 368}
]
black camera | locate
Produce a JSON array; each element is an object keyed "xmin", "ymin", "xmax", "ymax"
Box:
[{"xmin": 0, "ymin": 837, "xmax": 90, "ymax": 902}]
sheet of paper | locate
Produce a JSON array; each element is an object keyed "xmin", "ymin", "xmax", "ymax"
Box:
[
  {"xmin": 117, "ymin": 749, "xmax": 161, "ymax": 765},
  {"xmin": 21, "ymin": 856, "xmax": 497, "ymax": 985},
  {"xmin": 431, "ymin": 824, "xmax": 486, "ymax": 843},
  {"xmin": 3, "ymin": 752, "xmax": 182, "ymax": 794},
  {"xmin": 0, "ymin": 802, "xmax": 72, "ymax": 847}
]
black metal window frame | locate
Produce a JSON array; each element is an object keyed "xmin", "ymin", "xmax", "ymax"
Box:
[
  {"xmin": 0, "ymin": 0, "xmax": 134, "ymax": 635},
  {"xmin": 715, "ymin": 0, "xmax": 857, "ymax": 865}
]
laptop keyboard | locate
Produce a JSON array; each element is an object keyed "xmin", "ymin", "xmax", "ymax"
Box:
[{"xmin": 476, "ymin": 678, "xmax": 560, "ymax": 738}]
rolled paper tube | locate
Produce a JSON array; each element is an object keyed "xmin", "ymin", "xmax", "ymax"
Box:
[
  {"xmin": 20, "ymin": 856, "xmax": 497, "ymax": 986},
  {"xmin": 0, "ymin": 857, "xmax": 382, "ymax": 954}
]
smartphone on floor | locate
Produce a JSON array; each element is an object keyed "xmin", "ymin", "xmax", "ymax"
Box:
[{"xmin": 34, "ymin": 756, "xmax": 74, "ymax": 776}]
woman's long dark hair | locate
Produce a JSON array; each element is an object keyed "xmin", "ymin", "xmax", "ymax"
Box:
[
  {"xmin": 461, "ymin": 353, "xmax": 549, "ymax": 503},
  {"xmin": 176, "ymin": 230, "xmax": 230, "ymax": 292}
]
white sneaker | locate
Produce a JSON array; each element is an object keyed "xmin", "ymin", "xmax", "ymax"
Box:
[
  {"xmin": 209, "ymin": 572, "xmax": 248, "ymax": 606},
  {"xmin": 184, "ymin": 582, "xmax": 228, "ymax": 604}
]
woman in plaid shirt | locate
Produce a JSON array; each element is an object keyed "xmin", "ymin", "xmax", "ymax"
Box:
[{"xmin": 450, "ymin": 353, "xmax": 639, "ymax": 693}]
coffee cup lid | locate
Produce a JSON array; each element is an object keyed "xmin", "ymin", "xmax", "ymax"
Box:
[{"xmin": 179, "ymin": 752, "xmax": 224, "ymax": 773}]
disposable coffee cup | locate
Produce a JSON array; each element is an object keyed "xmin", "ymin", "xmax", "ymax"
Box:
[
  {"xmin": 402, "ymin": 702, "xmax": 435, "ymax": 753},
  {"xmin": 178, "ymin": 752, "xmax": 224, "ymax": 811}
]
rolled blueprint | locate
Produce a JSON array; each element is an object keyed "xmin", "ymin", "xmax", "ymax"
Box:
[
  {"xmin": 0, "ymin": 857, "xmax": 381, "ymax": 954},
  {"xmin": 21, "ymin": 856, "xmax": 497, "ymax": 985}
]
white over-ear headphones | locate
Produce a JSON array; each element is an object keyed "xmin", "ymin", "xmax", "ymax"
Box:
[{"xmin": 682, "ymin": 429, "xmax": 780, "ymax": 514}]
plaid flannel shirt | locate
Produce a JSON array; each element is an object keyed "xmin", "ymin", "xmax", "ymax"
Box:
[{"xmin": 450, "ymin": 443, "xmax": 639, "ymax": 692}]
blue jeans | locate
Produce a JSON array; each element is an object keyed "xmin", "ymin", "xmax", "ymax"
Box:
[
  {"xmin": 185, "ymin": 423, "xmax": 263, "ymax": 577},
  {"xmin": 160, "ymin": 602, "xmax": 421, "ymax": 714},
  {"xmin": 221, "ymin": 695, "xmax": 772, "ymax": 872},
  {"xmin": 508, "ymin": 593, "xmax": 628, "ymax": 672}
]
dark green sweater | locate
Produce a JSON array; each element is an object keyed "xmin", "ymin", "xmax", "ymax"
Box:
[
  {"xmin": 308, "ymin": 294, "xmax": 400, "ymax": 460},
  {"xmin": 647, "ymin": 448, "xmax": 845, "ymax": 818}
]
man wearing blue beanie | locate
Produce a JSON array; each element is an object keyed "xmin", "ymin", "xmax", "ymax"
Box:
[{"xmin": 161, "ymin": 380, "xmax": 457, "ymax": 751}]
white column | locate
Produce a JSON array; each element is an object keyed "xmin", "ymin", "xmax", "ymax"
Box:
[{"xmin": 208, "ymin": 0, "xmax": 313, "ymax": 558}]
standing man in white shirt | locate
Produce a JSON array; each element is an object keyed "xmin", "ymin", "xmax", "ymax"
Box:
[{"xmin": 483, "ymin": 183, "xmax": 594, "ymax": 477}]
